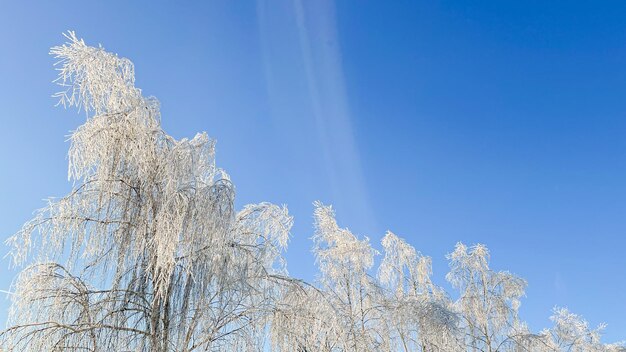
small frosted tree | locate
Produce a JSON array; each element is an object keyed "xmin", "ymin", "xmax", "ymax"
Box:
[
  {"xmin": 2, "ymin": 32, "xmax": 293, "ymax": 352},
  {"xmin": 518, "ymin": 307, "xmax": 626, "ymax": 352},
  {"xmin": 446, "ymin": 243, "xmax": 527, "ymax": 352},
  {"xmin": 310, "ymin": 202, "xmax": 385, "ymax": 351},
  {"xmin": 378, "ymin": 232, "xmax": 460, "ymax": 351}
]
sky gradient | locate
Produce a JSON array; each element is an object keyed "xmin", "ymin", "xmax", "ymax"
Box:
[{"xmin": 1, "ymin": 0, "xmax": 625, "ymax": 342}]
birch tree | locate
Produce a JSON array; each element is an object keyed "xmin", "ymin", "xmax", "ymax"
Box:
[
  {"xmin": 518, "ymin": 308, "xmax": 626, "ymax": 352},
  {"xmin": 378, "ymin": 232, "xmax": 460, "ymax": 351},
  {"xmin": 446, "ymin": 243, "xmax": 527, "ymax": 352},
  {"xmin": 2, "ymin": 32, "xmax": 293, "ymax": 352},
  {"xmin": 310, "ymin": 202, "xmax": 385, "ymax": 351}
]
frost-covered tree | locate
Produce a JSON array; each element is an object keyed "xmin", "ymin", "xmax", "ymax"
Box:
[
  {"xmin": 446, "ymin": 243, "xmax": 527, "ymax": 352},
  {"xmin": 518, "ymin": 308, "xmax": 626, "ymax": 352},
  {"xmin": 1, "ymin": 32, "xmax": 293, "ymax": 352},
  {"xmin": 309, "ymin": 202, "xmax": 384, "ymax": 351},
  {"xmin": 378, "ymin": 232, "xmax": 459, "ymax": 351}
]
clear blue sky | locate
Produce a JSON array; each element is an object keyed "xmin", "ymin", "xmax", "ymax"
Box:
[{"xmin": 1, "ymin": 0, "xmax": 626, "ymax": 342}]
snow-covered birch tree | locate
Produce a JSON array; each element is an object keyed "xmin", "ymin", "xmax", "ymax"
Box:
[
  {"xmin": 309, "ymin": 202, "xmax": 385, "ymax": 351},
  {"xmin": 378, "ymin": 231, "xmax": 460, "ymax": 351},
  {"xmin": 517, "ymin": 308, "xmax": 626, "ymax": 352},
  {"xmin": 1, "ymin": 32, "xmax": 293, "ymax": 352},
  {"xmin": 446, "ymin": 243, "xmax": 527, "ymax": 352}
]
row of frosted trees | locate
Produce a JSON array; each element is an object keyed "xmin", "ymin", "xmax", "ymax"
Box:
[{"xmin": 1, "ymin": 33, "xmax": 623, "ymax": 351}]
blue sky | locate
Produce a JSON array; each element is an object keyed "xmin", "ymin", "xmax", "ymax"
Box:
[{"xmin": 1, "ymin": 0, "xmax": 626, "ymax": 342}]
